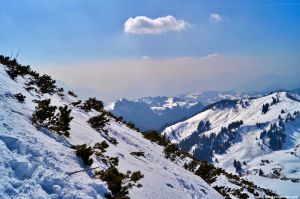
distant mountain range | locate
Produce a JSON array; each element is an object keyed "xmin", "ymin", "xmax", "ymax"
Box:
[{"xmin": 106, "ymin": 91, "xmax": 264, "ymax": 131}]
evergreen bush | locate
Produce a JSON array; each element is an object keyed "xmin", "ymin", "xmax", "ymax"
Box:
[
  {"xmin": 14, "ymin": 93, "xmax": 26, "ymax": 103},
  {"xmin": 50, "ymin": 105, "xmax": 73, "ymax": 137},
  {"xmin": 88, "ymin": 113, "xmax": 109, "ymax": 130},
  {"xmin": 32, "ymin": 99, "xmax": 57, "ymax": 126},
  {"xmin": 32, "ymin": 99, "xmax": 73, "ymax": 136},
  {"xmin": 81, "ymin": 97, "xmax": 104, "ymax": 112},
  {"xmin": 74, "ymin": 144, "xmax": 94, "ymax": 166},
  {"xmin": 36, "ymin": 74, "xmax": 57, "ymax": 94}
]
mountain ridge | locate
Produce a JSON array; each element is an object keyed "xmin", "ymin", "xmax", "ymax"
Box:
[{"xmin": 162, "ymin": 91, "xmax": 300, "ymax": 196}]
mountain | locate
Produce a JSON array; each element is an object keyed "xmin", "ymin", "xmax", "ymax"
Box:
[
  {"xmin": 177, "ymin": 90, "xmax": 263, "ymax": 106},
  {"xmin": 162, "ymin": 91, "xmax": 300, "ymax": 196},
  {"xmin": 107, "ymin": 91, "xmax": 263, "ymax": 132},
  {"xmin": 106, "ymin": 97, "xmax": 204, "ymax": 131},
  {"xmin": 0, "ymin": 56, "xmax": 278, "ymax": 199}
]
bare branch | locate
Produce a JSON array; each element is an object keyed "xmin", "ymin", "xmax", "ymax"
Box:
[{"xmin": 67, "ymin": 165, "xmax": 104, "ymax": 176}]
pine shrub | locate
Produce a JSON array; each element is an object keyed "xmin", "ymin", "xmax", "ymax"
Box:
[
  {"xmin": 74, "ymin": 144, "xmax": 94, "ymax": 166},
  {"xmin": 88, "ymin": 113, "xmax": 109, "ymax": 130},
  {"xmin": 130, "ymin": 152, "xmax": 145, "ymax": 157},
  {"xmin": 32, "ymin": 99, "xmax": 73, "ymax": 136},
  {"xmin": 81, "ymin": 97, "xmax": 104, "ymax": 112},
  {"xmin": 50, "ymin": 105, "xmax": 73, "ymax": 137},
  {"xmin": 143, "ymin": 130, "xmax": 169, "ymax": 147},
  {"xmin": 14, "ymin": 93, "xmax": 26, "ymax": 103},
  {"xmin": 68, "ymin": 90, "xmax": 78, "ymax": 98},
  {"xmin": 195, "ymin": 161, "xmax": 218, "ymax": 184},
  {"xmin": 36, "ymin": 74, "xmax": 57, "ymax": 94},
  {"xmin": 32, "ymin": 99, "xmax": 57, "ymax": 126},
  {"xmin": 164, "ymin": 143, "xmax": 181, "ymax": 160},
  {"xmin": 95, "ymin": 166, "xmax": 143, "ymax": 199},
  {"xmin": 94, "ymin": 141, "xmax": 109, "ymax": 153},
  {"xmin": 262, "ymin": 103, "xmax": 270, "ymax": 114}
]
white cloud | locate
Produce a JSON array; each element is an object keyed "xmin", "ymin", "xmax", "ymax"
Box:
[
  {"xmin": 206, "ymin": 53, "xmax": 219, "ymax": 58},
  {"xmin": 141, "ymin": 56, "xmax": 151, "ymax": 60},
  {"xmin": 209, "ymin": 13, "xmax": 222, "ymax": 24},
  {"xmin": 124, "ymin": 15, "xmax": 189, "ymax": 34}
]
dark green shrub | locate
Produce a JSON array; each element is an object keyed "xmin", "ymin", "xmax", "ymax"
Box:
[
  {"xmin": 32, "ymin": 99, "xmax": 73, "ymax": 136},
  {"xmin": 262, "ymin": 103, "xmax": 270, "ymax": 114},
  {"xmin": 81, "ymin": 97, "xmax": 104, "ymax": 112},
  {"xmin": 95, "ymin": 166, "xmax": 143, "ymax": 199},
  {"xmin": 36, "ymin": 74, "xmax": 57, "ymax": 94},
  {"xmin": 74, "ymin": 144, "xmax": 94, "ymax": 166},
  {"xmin": 109, "ymin": 137, "xmax": 118, "ymax": 145},
  {"xmin": 143, "ymin": 130, "xmax": 169, "ymax": 147},
  {"xmin": 164, "ymin": 144, "xmax": 181, "ymax": 161},
  {"xmin": 71, "ymin": 100, "xmax": 82, "ymax": 107},
  {"xmin": 130, "ymin": 152, "xmax": 145, "ymax": 157},
  {"xmin": 88, "ymin": 113, "xmax": 109, "ymax": 130},
  {"xmin": 0, "ymin": 55, "xmax": 34, "ymax": 79},
  {"xmin": 68, "ymin": 90, "xmax": 78, "ymax": 98},
  {"xmin": 97, "ymin": 166, "xmax": 129, "ymax": 199},
  {"xmin": 57, "ymin": 88, "xmax": 64, "ymax": 96},
  {"xmin": 14, "ymin": 93, "xmax": 26, "ymax": 103},
  {"xmin": 184, "ymin": 159, "xmax": 199, "ymax": 172},
  {"xmin": 130, "ymin": 171, "xmax": 144, "ymax": 183},
  {"xmin": 32, "ymin": 99, "xmax": 57, "ymax": 126},
  {"xmin": 94, "ymin": 141, "xmax": 109, "ymax": 153},
  {"xmin": 50, "ymin": 105, "xmax": 73, "ymax": 137},
  {"xmin": 108, "ymin": 157, "xmax": 119, "ymax": 167},
  {"xmin": 195, "ymin": 161, "xmax": 218, "ymax": 184},
  {"xmin": 126, "ymin": 122, "xmax": 140, "ymax": 131},
  {"xmin": 0, "ymin": 55, "xmax": 17, "ymax": 69}
]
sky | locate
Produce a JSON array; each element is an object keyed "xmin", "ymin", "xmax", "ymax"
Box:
[{"xmin": 0, "ymin": 0, "xmax": 300, "ymax": 102}]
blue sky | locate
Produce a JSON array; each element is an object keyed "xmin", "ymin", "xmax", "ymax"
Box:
[{"xmin": 0, "ymin": 0, "xmax": 300, "ymax": 101}]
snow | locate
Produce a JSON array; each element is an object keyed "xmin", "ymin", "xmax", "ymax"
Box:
[
  {"xmin": 0, "ymin": 65, "xmax": 222, "ymax": 199},
  {"xmin": 163, "ymin": 92, "xmax": 300, "ymax": 142},
  {"xmin": 106, "ymin": 95, "xmax": 204, "ymax": 131},
  {"xmin": 106, "ymin": 90, "xmax": 264, "ymax": 132},
  {"xmin": 163, "ymin": 91, "xmax": 300, "ymax": 196},
  {"xmin": 247, "ymin": 175, "xmax": 300, "ymax": 197}
]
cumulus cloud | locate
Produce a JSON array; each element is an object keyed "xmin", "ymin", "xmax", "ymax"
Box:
[
  {"xmin": 209, "ymin": 13, "xmax": 222, "ymax": 23},
  {"xmin": 124, "ymin": 15, "xmax": 189, "ymax": 34}
]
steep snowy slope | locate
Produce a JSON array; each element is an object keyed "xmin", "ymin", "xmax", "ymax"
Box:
[
  {"xmin": 0, "ymin": 64, "xmax": 222, "ymax": 199},
  {"xmin": 163, "ymin": 92, "xmax": 300, "ymax": 196}
]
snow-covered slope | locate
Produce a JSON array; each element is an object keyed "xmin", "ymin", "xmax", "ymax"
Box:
[
  {"xmin": 0, "ymin": 64, "xmax": 223, "ymax": 199},
  {"xmin": 163, "ymin": 92, "xmax": 300, "ymax": 196},
  {"xmin": 106, "ymin": 97, "xmax": 204, "ymax": 131}
]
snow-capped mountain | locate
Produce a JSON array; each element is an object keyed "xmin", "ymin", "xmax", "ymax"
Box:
[
  {"xmin": 106, "ymin": 97, "xmax": 204, "ymax": 131},
  {"xmin": 106, "ymin": 91, "xmax": 263, "ymax": 132},
  {"xmin": 162, "ymin": 92, "xmax": 300, "ymax": 196},
  {"xmin": 0, "ymin": 56, "xmax": 279, "ymax": 199}
]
